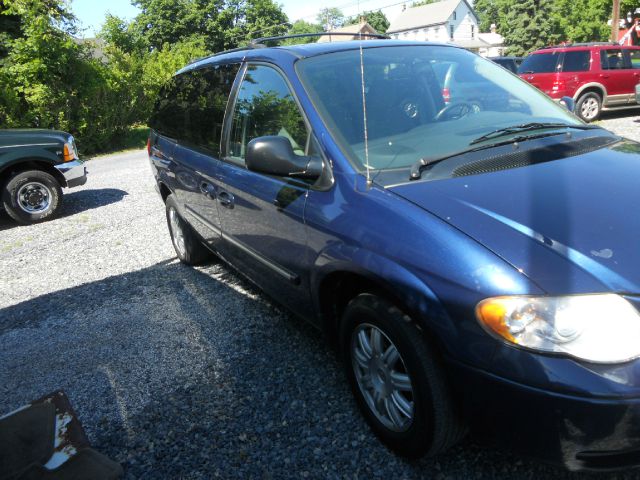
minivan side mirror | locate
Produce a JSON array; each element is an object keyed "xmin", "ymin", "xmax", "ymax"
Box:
[
  {"xmin": 559, "ymin": 96, "xmax": 575, "ymax": 113},
  {"xmin": 246, "ymin": 136, "xmax": 323, "ymax": 180}
]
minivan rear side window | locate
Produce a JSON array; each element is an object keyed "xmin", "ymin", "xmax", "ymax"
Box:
[
  {"xmin": 562, "ymin": 51, "xmax": 590, "ymax": 72},
  {"xmin": 149, "ymin": 63, "xmax": 240, "ymax": 154},
  {"xmin": 518, "ymin": 52, "xmax": 561, "ymax": 74}
]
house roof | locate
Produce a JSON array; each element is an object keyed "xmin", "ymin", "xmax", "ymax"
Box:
[
  {"xmin": 317, "ymin": 22, "xmax": 378, "ymax": 42},
  {"xmin": 387, "ymin": 0, "xmax": 477, "ymax": 33}
]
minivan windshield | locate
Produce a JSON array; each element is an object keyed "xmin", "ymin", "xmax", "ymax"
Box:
[{"xmin": 296, "ymin": 45, "xmax": 581, "ymax": 174}]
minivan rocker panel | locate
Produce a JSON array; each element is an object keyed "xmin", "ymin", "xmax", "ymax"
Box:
[{"xmin": 149, "ymin": 40, "xmax": 640, "ymax": 472}]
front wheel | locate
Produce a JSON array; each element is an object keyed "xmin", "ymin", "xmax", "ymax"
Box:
[
  {"xmin": 1, "ymin": 170, "xmax": 62, "ymax": 224},
  {"xmin": 341, "ymin": 293, "xmax": 466, "ymax": 458},
  {"xmin": 576, "ymin": 92, "xmax": 602, "ymax": 122}
]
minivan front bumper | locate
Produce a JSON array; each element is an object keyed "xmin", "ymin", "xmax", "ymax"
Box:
[
  {"xmin": 55, "ymin": 160, "xmax": 87, "ymax": 188},
  {"xmin": 451, "ymin": 361, "xmax": 640, "ymax": 472}
]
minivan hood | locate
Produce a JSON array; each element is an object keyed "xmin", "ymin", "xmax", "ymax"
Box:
[{"xmin": 389, "ymin": 140, "xmax": 640, "ymax": 294}]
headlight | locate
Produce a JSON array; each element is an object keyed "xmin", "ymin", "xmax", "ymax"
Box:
[
  {"xmin": 476, "ymin": 294, "xmax": 640, "ymax": 363},
  {"xmin": 62, "ymin": 136, "xmax": 78, "ymax": 162}
]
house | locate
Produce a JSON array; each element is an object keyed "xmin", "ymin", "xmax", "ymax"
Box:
[
  {"xmin": 387, "ymin": 0, "xmax": 481, "ymax": 48},
  {"xmin": 317, "ymin": 21, "xmax": 379, "ymax": 42},
  {"xmin": 477, "ymin": 24, "xmax": 506, "ymax": 57}
]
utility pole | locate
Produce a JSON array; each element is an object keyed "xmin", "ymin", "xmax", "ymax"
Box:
[{"xmin": 611, "ymin": 0, "xmax": 620, "ymax": 42}]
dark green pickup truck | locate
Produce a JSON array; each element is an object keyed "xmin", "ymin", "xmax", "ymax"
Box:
[{"xmin": 0, "ymin": 129, "xmax": 87, "ymax": 224}]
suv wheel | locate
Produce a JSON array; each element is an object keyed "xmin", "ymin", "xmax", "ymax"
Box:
[
  {"xmin": 341, "ymin": 293, "xmax": 466, "ymax": 458},
  {"xmin": 576, "ymin": 92, "xmax": 602, "ymax": 122},
  {"xmin": 2, "ymin": 170, "xmax": 62, "ymax": 224},
  {"xmin": 165, "ymin": 194, "xmax": 212, "ymax": 265}
]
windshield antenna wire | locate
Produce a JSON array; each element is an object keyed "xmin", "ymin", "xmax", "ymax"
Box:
[{"xmin": 357, "ymin": 1, "xmax": 372, "ymax": 188}]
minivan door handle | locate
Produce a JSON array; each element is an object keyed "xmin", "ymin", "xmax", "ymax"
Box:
[
  {"xmin": 599, "ymin": 73, "xmax": 610, "ymax": 78},
  {"xmin": 199, "ymin": 182, "xmax": 216, "ymax": 199},
  {"xmin": 218, "ymin": 191, "xmax": 235, "ymax": 209}
]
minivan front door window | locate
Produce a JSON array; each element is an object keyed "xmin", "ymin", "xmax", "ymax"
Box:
[{"xmin": 227, "ymin": 64, "xmax": 309, "ymax": 163}]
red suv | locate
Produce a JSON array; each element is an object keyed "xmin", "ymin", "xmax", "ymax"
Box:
[{"xmin": 518, "ymin": 43, "xmax": 640, "ymax": 121}]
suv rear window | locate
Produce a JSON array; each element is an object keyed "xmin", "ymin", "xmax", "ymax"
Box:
[
  {"xmin": 562, "ymin": 51, "xmax": 590, "ymax": 72},
  {"xmin": 518, "ymin": 52, "xmax": 561, "ymax": 73}
]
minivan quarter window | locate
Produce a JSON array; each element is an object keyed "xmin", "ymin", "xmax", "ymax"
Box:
[{"xmin": 227, "ymin": 64, "xmax": 309, "ymax": 163}]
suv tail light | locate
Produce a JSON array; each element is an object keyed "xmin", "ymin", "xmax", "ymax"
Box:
[{"xmin": 442, "ymin": 87, "xmax": 451, "ymax": 104}]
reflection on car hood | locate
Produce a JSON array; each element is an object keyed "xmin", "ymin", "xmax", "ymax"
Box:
[{"xmin": 389, "ymin": 140, "xmax": 640, "ymax": 294}]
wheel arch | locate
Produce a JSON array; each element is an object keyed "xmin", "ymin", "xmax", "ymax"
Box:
[
  {"xmin": 0, "ymin": 158, "xmax": 66, "ymax": 187},
  {"xmin": 313, "ymin": 253, "xmax": 452, "ymax": 354},
  {"xmin": 157, "ymin": 181, "xmax": 172, "ymax": 203},
  {"xmin": 573, "ymin": 83, "xmax": 607, "ymax": 102}
]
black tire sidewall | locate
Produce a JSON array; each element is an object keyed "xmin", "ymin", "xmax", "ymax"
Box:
[
  {"xmin": 165, "ymin": 195, "xmax": 210, "ymax": 265},
  {"xmin": 576, "ymin": 92, "xmax": 601, "ymax": 122},
  {"xmin": 2, "ymin": 170, "xmax": 62, "ymax": 224},
  {"xmin": 340, "ymin": 294, "xmax": 438, "ymax": 458}
]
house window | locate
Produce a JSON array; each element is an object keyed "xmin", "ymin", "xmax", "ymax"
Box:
[
  {"xmin": 471, "ymin": 25, "xmax": 474, "ymax": 38},
  {"xmin": 450, "ymin": 25, "xmax": 454, "ymax": 39},
  {"xmin": 453, "ymin": 11, "xmax": 457, "ymax": 20}
]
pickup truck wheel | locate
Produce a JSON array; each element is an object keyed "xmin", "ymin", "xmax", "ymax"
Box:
[
  {"xmin": 2, "ymin": 170, "xmax": 62, "ymax": 224},
  {"xmin": 165, "ymin": 194, "xmax": 212, "ymax": 265},
  {"xmin": 341, "ymin": 293, "xmax": 466, "ymax": 458},
  {"xmin": 576, "ymin": 92, "xmax": 602, "ymax": 122}
]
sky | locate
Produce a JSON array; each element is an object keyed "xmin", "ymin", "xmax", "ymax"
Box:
[{"xmin": 71, "ymin": 0, "xmax": 405, "ymax": 37}]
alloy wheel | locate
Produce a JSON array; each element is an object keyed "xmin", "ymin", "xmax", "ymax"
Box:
[{"xmin": 351, "ymin": 323, "xmax": 414, "ymax": 432}]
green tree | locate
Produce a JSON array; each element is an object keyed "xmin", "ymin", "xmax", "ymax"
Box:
[
  {"xmin": 502, "ymin": 0, "xmax": 560, "ymax": 56},
  {"xmin": 316, "ymin": 7, "xmax": 344, "ymax": 30},
  {"xmin": 222, "ymin": 0, "xmax": 288, "ymax": 47},
  {"xmin": 282, "ymin": 19, "xmax": 324, "ymax": 44},
  {"xmin": 345, "ymin": 10, "xmax": 390, "ymax": 33}
]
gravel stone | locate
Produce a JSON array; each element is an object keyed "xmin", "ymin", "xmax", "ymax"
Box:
[{"xmin": 2, "ymin": 124, "xmax": 639, "ymax": 478}]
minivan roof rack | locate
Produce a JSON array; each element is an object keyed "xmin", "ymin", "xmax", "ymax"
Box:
[
  {"xmin": 186, "ymin": 32, "xmax": 390, "ymax": 66},
  {"xmin": 186, "ymin": 43, "xmax": 267, "ymax": 66},
  {"xmin": 250, "ymin": 32, "xmax": 390, "ymax": 45}
]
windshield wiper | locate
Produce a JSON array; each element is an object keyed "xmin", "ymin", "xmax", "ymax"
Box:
[
  {"xmin": 409, "ymin": 123, "xmax": 605, "ymax": 180},
  {"xmin": 469, "ymin": 122, "xmax": 599, "ymax": 146}
]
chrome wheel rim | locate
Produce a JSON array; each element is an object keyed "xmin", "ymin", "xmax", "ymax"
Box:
[
  {"xmin": 351, "ymin": 323, "xmax": 414, "ymax": 432},
  {"xmin": 17, "ymin": 182, "xmax": 52, "ymax": 214},
  {"xmin": 581, "ymin": 98, "xmax": 599, "ymax": 120},
  {"xmin": 168, "ymin": 208, "xmax": 186, "ymax": 257}
]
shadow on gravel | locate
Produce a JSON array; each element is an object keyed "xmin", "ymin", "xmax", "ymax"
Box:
[
  {"xmin": 599, "ymin": 108, "xmax": 640, "ymax": 120},
  {"xmin": 0, "ymin": 188, "xmax": 128, "ymax": 231},
  {"xmin": 0, "ymin": 260, "xmax": 629, "ymax": 480}
]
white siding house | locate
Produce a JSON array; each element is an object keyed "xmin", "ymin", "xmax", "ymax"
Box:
[{"xmin": 387, "ymin": 0, "xmax": 486, "ymax": 50}]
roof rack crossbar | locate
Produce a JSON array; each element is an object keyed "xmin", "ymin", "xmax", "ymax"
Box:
[
  {"xmin": 186, "ymin": 43, "xmax": 267, "ymax": 66},
  {"xmin": 250, "ymin": 32, "xmax": 389, "ymax": 45}
]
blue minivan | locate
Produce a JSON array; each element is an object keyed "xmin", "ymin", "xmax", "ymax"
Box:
[{"xmin": 148, "ymin": 39, "xmax": 640, "ymax": 471}]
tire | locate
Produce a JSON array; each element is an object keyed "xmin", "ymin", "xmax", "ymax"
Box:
[
  {"xmin": 1, "ymin": 170, "xmax": 62, "ymax": 224},
  {"xmin": 165, "ymin": 194, "xmax": 211, "ymax": 265},
  {"xmin": 576, "ymin": 92, "xmax": 602, "ymax": 122},
  {"xmin": 340, "ymin": 293, "xmax": 466, "ymax": 458}
]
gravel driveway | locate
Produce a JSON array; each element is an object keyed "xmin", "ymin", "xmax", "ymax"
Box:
[{"xmin": 2, "ymin": 114, "xmax": 639, "ymax": 479}]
